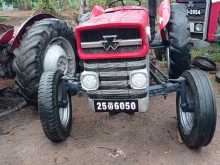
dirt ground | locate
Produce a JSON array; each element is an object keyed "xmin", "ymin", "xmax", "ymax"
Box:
[
  {"xmin": 1, "ymin": 10, "xmax": 220, "ymax": 165},
  {"xmin": 0, "ymin": 85, "xmax": 220, "ymax": 165},
  {"xmin": 0, "ymin": 10, "xmax": 32, "ymax": 26}
]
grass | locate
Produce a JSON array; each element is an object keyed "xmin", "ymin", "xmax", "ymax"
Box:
[{"xmin": 192, "ymin": 43, "xmax": 220, "ymax": 62}]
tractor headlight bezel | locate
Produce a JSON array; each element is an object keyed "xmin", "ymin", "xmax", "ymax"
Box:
[
  {"xmin": 194, "ymin": 23, "xmax": 204, "ymax": 33},
  {"xmin": 129, "ymin": 69, "xmax": 149, "ymax": 90},
  {"xmin": 80, "ymin": 71, "xmax": 99, "ymax": 91}
]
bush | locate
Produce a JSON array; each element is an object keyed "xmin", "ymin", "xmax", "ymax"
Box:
[
  {"xmin": 17, "ymin": 0, "xmax": 32, "ymax": 10},
  {"xmin": 68, "ymin": 0, "xmax": 79, "ymax": 9},
  {"xmin": 89, "ymin": 0, "xmax": 107, "ymax": 7},
  {"xmin": 192, "ymin": 43, "xmax": 220, "ymax": 62},
  {"xmin": 34, "ymin": 0, "xmax": 57, "ymax": 15}
]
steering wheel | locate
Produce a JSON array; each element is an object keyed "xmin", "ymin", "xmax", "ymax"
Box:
[{"xmin": 108, "ymin": 0, "xmax": 141, "ymax": 7}]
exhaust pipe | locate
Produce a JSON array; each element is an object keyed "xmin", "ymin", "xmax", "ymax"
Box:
[{"xmin": 148, "ymin": 0, "xmax": 157, "ymax": 42}]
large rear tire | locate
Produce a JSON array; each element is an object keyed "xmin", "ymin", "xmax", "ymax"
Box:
[
  {"xmin": 38, "ymin": 71, "xmax": 72, "ymax": 142},
  {"xmin": 177, "ymin": 69, "xmax": 216, "ymax": 149},
  {"xmin": 13, "ymin": 18, "xmax": 77, "ymax": 105},
  {"xmin": 168, "ymin": 4, "xmax": 192, "ymax": 78}
]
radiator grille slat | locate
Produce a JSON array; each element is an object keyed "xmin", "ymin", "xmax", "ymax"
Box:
[
  {"xmin": 84, "ymin": 59, "xmax": 147, "ymax": 72},
  {"xmin": 99, "ymin": 71, "xmax": 128, "ymax": 81},
  {"xmin": 100, "ymin": 80, "xmax": 129, "ymax": 89}
]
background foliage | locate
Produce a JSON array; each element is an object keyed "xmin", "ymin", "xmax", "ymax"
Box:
[{"xmin": 0, "ymin": 0, "xmax": 147, "ymax": 10}]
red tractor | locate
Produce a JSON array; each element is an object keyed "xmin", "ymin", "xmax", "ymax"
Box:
[
  {"xmin": 27, "ymin": 0, "xmax": 216, "ymax": 149},
  {"xmin": 176, "ymin": 0, "xmax": 220, "ymax": 42}
]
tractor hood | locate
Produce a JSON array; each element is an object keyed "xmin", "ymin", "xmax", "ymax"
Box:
[
  {"xmin": 77, "ymin": 6, "xmax": 149, "ymax": 30},
  {"xmin": 75, "ymin": 6, "xmax": 150, "ymax": 60}
]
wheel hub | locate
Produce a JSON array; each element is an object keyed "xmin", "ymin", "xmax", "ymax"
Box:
[
  {"xmin": 179, "ymin": 86, "xmax": 195, "ymax": 135},
  {"xmin": 43, "ymin": 37, "xmax": 76, "ymax": 75},
  {"xmin": 44, "ymin": 44, "xmax": 68, "ymax": 74},
  {"xmin": 58, "ymin": 83, "xmax": 70, "ymax": 128}
]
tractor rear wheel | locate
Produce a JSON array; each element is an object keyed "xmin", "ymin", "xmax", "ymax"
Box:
[
  {"xmin": 13, "ymin": 18, "xmax": 76, "ymax": 105},
  {"xmin": 177, "ymin": 69, "xmax": 216, "ymax": 149},
  {"xmin": 168, "ymin": 3, "xmax": 192, "ymax": 78}
]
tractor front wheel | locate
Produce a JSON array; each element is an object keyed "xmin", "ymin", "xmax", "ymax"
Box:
[
  {"xmin": 177, "ymin": 69, "xmax": 216, "ymax": 149},
  {"xmin": 38, "ymin": 71, "xmax": 72, "ymax": 142}
]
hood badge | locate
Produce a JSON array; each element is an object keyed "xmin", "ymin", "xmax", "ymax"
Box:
[
  {"xmin": 102, "ymin": 35, "xmax": 119, "ymax": 51},
  {"xmin": 188, "ymin": 0, "xmax": 194, "ymax": 8}
]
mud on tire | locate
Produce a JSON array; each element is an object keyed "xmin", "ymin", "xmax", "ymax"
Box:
[
  {"xmin": 168, "ymin": 4, "xmax": 192, "ymax": 78},
  {"xmin": 13, "ymin": 18, "xmax": 76, "ymax": 105}
]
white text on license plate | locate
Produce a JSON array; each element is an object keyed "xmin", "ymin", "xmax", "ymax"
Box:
[{"xmin": 94, "ymin": 100, "xmax": 138, "ymax": 112}]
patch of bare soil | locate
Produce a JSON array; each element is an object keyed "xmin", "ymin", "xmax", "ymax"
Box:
[
  {"xmin": 0, "ymin": 82, "xmax": 219, "ymax": 165},
  {"xmin": 0, "ymin": 10, "xmax": 33, "ymax": 26}
]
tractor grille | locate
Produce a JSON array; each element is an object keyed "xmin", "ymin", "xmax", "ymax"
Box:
[
  {"xmin": 84, "ymin": 58, "xmax": 148, "ymax": 99},
  {"xmin": 80, "ymin": 28, "xmax": 142, "ymax": 54}
]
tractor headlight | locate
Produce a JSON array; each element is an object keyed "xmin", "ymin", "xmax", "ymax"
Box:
[
  {"xmin": 80, "ymin": 71, "xmax": 99, "ymax": 91},
  {"xmin": 130, "ymin": 69, "xmax": 149, "ymax": 89},
  {"xmin": 195, "ymin": 23, "xmax": 203, "ymax": 32}
]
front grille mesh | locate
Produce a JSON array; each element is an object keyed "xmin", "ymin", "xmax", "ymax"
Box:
[
  {"xmin": 81, "ymin": 28, "xmax": 140, "ymax": 42},
  {"xmin": 80, "ymin": 28, "xmax": 141, "ymax": 54}
]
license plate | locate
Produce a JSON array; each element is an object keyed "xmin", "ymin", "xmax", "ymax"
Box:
[
  {"xmin": 94, "ymin": 100, "xmax": 138, "ymax": 112},
  {"xmin": 187, "ymin": 9, "xmax": 201, "ymax": 15}
]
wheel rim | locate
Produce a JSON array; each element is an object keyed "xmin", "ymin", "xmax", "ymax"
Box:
[
  {"xmin": 43, "ymin": 37, "xmax": 76, "ymax": 75},
  {"xmin": 58, "ymin": 83, "xmax": 70, "ymax": 128},
  {"xmin": 178, "ymin": 86, "xmax": 195, "ymax": 135}
]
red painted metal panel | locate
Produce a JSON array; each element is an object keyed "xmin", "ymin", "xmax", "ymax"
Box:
[
  {"xmin": 0, "ymin": 24, "xmax": 14, "ymax": 45},
  {"xmin": 75, "ymin": 7, "xmax": 150, "ymax": 60},
  {"xmin": 208, "ymin": 1, "xmax": 220, "ymax": 41},
  {"xmin": 91, "ymin": 5, "xmax": 105, "ymax": 17},
  {"xmin": 158, "ymin": 0, "xmax": 171, "ymax": 31}
]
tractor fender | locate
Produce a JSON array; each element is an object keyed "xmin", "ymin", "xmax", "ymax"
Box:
[
  {"xmin": 0, "ymin": 25, "xmax": 14, "ymax": 45},
  {"xmin": 158, "ymin": 0, "xmax": 171, "ymax": 31},
  {"xmin": 11, "ymin": 13, "xmax": 56, "ymax": 50},
  {"xmin": 91, "ymin": 5, "xmax": 105, "ymax": 17}
]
